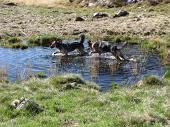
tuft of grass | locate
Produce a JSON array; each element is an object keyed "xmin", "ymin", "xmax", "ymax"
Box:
[
  {"xmin": 0, "ymin": 36, "xmax": 28, "ymax": 49},
  {"xmin": 49, "ymin": 74, "xmax": 85, "ymax": 90},
  {"xmin": 28, "ymin": 35, "xmax": 62, "ymax": 47},
  {"xmin": 141, "ymin": 39, "xmax": 159, "ymax": 50},
  {"xmin": 163, "ymin": 70, "xmax": 170, "ymax": 80},
  {"xmin": 142, "ymin": 75, "xmax": 163, "ymax": 86},
  {"xmin": 7, "ymin": 37, "xmax": 21, "ymax": 44},
  {"xmin": 11, "ymin": 43, "xmax": 28, "ymax": 49},
  {"xmin": 0, "ymin": 65, "xmax": 8, "ymax": 83},
  {"xmin": 35, "ymin": 72, "xmax": 46, "ymax": 78},
  {"xmin": 110, "ymin": 82, "xmax": 118, "ymax": 90}
]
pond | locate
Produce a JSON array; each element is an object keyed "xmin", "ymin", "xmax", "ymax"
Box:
[{"xmin": 0, "ymin": 45, "xmax": 165, "ymax": 91}]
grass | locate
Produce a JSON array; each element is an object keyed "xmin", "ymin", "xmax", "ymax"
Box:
[
  {"xmin": 0, "ymin": 73, "xmax": 169, "ymax": 126},
  {"xmin": 163, "ymin": 70, "xmax": 170, "ymax": 79},
  {"xmin": 35, "ymin": 72, "xmax": 46, "ymax": 78},
  {"xmin": 0, "ymin": 36, "xmax": 28, "ymax": 49},
  {"xmin": 28, "ymin": 34, "xmax": 62, "ymax": 47},
  {"xmin": 0, "ymin": 65, "xmax": 7, "ymax": 83},
  {"xmin": 0, "ymin": 34, "xmax": 62, "ymax": 48}
]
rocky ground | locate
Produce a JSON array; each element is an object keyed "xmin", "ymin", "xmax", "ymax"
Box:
[{"xmin": 0, "ymin": 1, "xmax": 169, "ymax": 40}]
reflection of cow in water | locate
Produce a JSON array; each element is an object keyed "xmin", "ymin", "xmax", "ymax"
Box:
[
  {"xmin": 51, "ymin": 55, "xmax": 121, "ymax": 81},
  {"xmin": 89, "ymin": 57, "xmax": 120, "ymax": 80},
  {"xmin": 51, "ymin": 55, "xmax": 85, "ymax": 75},
  {"xmin": 50, "ymin": 53, "xmax": 139, "ymax": 86}
]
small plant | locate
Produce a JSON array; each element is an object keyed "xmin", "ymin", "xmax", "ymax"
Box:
[
  {"xmin": 111, "ymin": 82, "xmax": 118, "ymax": 90},
  {"xmin": 35, "ymin": 72, "xmax": 46, "ymax": 78}
]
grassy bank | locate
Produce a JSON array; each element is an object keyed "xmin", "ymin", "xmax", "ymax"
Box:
[{"xmin": 0, "ymin": 73, "xmax": 169, "ymax": 126}]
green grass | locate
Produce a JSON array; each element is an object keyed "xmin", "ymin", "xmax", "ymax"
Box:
[
  {"xmin": 35, "ymin": 72, "xmax": 46, "ymax": 78},
  {"xmin": 0, "ymin": 73, "xmax": 169, "ymax": 126},
  {"xmin": 0, "ymin": 36, "xmax": 28, "ymax": 49},
  {"xmin": 28, "ymin": 34, "xmax": 62, "ymax": 47},
  {"xmin": 163, "ymin": 70, "xmax": 170, "ymax": 79}
]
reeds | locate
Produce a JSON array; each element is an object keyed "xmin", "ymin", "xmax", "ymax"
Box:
[{"xmin": 0, "ymin": 65, "xmax": 7, "ymax": 82}]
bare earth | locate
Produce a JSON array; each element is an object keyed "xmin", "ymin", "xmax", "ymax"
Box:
[{"xmin": 0, "ymin": 2, "xmax": 170, "ymax": 38}]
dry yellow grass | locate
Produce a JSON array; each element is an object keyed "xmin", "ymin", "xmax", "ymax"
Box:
[
  {"xmin": 0, "ymin": 65, "xmax": 7, "ymax": 81},
  {"xmin": 4, "ymin": 0, "xmax": 70, "ymax": 6}
]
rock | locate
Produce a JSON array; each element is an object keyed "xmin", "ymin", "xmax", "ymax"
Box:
[
  {"xmin": 75, "ymin": 16, "xmax": 85, "ymax": 21},
  {"xmin": 114, "ymin": 10, "xmax": 129, "ymax": 18},
  {"xmin": 11, "ymin": 97, "xmax": 29, "ymax": 109},
  {"xmin": 88, "ymin": 2, "xmax": 97, "ymax": 7},
  {"xmin": 127, "ymin": 0, "xmax": 143, "ymax": 3},
  {"xmin": 3, "ymin": 2, "xmax": 17, "ymax": 6},
  {"xmin": 93, "ymin": 12, "xmax": 109, "ymax": 18},
  {"xmin": 11, "ymin": 97, "xmax": 43, "ymax": 115}
]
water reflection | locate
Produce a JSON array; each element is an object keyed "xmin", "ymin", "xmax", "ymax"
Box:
[{"xmin": 0, "ymin": 46, "xmax": 166, "ymax": 91}]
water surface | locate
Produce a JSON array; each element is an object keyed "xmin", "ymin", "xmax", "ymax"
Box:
[{"xmin": 0, "ymin": 45, "xmax": 164, "ymax": 91}]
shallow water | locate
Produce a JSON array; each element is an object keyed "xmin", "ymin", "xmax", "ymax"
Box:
[{"xmin": 0, "ymin": 45, "xmax": 165, "ymax": 91}]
